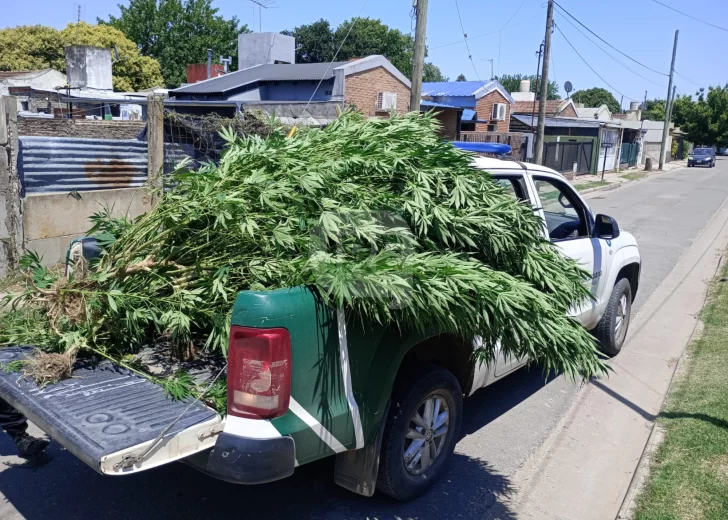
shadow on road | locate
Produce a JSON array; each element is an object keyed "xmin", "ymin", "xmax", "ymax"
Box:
[{"xmin": 0, "ymin": 368, "xmax": 555, "ymax": 519}]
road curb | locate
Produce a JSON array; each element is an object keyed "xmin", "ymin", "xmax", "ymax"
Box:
[{"xmin": 574, "ymin": 162, "xmax": 687, "ymax": 196}]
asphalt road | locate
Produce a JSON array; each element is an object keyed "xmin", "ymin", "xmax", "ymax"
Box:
[{"xmin": 2, "ymin": 159, "xmax": 727, "ymax": 520}]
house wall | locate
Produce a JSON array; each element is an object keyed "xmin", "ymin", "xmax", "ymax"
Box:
[
  {"xmin": 560, "ymin": 104, "xmax": 577, "ymax": 118},
  {"xmin": 264, "ymin": 79, "xmax": 335, "ymax": 102},
  {"xmin": 344, "ymin": 66, "xmax": 410, "ymax": 117},
  {"xmin": 434, "ymin": 109, "xmax": 459, "ymax": 140},
  {"xmin": 474, "ymin": 91, "xmax": 511, "ymax": 132}
]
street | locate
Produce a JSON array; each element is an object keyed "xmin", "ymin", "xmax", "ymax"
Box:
[{"xmin": 1, "ymin": 159, "xmax": 727, "ymax": 520}]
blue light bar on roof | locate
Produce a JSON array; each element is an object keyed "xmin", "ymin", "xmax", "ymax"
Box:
[{"xmin": 452, "ymin": 141, "xmax": 512, "ymax": 155}]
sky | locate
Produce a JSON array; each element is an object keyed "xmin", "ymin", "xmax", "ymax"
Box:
[{"xmin": 4, "ymin": 0, "xmax": 727, "ymax": 109}]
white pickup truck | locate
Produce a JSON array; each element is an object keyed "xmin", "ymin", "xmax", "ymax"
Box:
[{"xmin": 0, "ymin": 158, "xmax": 640, "ymax": 501}]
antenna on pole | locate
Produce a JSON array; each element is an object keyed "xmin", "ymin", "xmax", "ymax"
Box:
[{"xmin": 248, "ymin": 0, "xmax": 276, "ymax": 32}]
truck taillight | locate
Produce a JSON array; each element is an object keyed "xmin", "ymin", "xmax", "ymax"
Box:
[{"xmin": 227, "ymin": 326, "xmax": 291, "ymax": 420}]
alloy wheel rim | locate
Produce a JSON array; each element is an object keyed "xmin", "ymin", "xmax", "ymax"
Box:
[
  {"xmin": 614, "ymin": 294, "xmax": 630, "ymax": 345},
  {"xmin": 403, "ymin": 393, "xmax": 450, "ymax": 476}
]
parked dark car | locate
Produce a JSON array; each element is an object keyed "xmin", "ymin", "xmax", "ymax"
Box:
[{"xmin": 688, "ymin": 148, "xmax": 716, "ymax": 168}]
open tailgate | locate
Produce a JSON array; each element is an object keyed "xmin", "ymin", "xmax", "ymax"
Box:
[{"xmin": 0, "ymin": 346, "xmax": 222, "ymax": 475}]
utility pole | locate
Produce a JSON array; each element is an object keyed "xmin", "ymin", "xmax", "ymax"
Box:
[
  {"xmin": 486, "ymin": 59, "xmax": 494, "ymax": 80},
  {"xmin": 534, "ymin": 0, "xmax": 554, "ymax": 165},
  {"xmin": 531, "ymin": 42, "xmax": 544, "ymax": 131},
  {"xmin": 664, "ymin": 84, "xmax": 677, "ymax": 159},
  {"xmin": 659, "ymin": 30, "xmax": 678, "ymax": 170},
  {"xmin": 410, "ymin": 0, "xmax": 429, "ymax": 112}
]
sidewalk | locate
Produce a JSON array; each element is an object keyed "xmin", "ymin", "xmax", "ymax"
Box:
[
  {"xmin": 509, "ymin": 181, "xmax": 728, "ymax": 519},
  {"xmin": 571, "ymin": 160, "xmax": 687, "ymax": 194}
]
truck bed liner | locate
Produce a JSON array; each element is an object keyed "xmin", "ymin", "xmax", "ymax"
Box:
[{"xmin": 0, "ymin": 346, "xmax": 219, "ymax": 473}]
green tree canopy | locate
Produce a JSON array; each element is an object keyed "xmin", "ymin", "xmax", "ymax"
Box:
[
  {"xmin": 570, "ymin": 87, "xmax": 620, "ymax": 113},
  {"xmin": 679, "ymin": 86, "xmax": 728, "ymax": 147},
  {"xmin": 101, "ymin": 0, "xmax": 248, "ymax": 88},
  {"xmin": 423, "ymin": 62, "xmax": 447, "ymax": 82},
  {"xmin": 283, "ymin": 17, "xmax": 443, "ymax": 81},
  {"xmin": 456, "ymin": 73, "xmax": 467, "ymax": 82},
  {"xmin": 496, "ymin": 74, "xmax": 560, "ymax": 100},
  {"xmin": 0, "ymin": 23, "xmax": 163, "ymax": 92},
  {"xmin": 641, "ymin": 99, "xmax": 666, "ymax": 121}
]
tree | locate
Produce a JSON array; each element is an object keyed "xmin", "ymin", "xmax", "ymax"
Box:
[
  {"xmin": 0, "ymin": 23, "xmax": 163, "ymax": 92},
  {"xmin": 423, "ymin": 62, "xmax": 447, "ymax": 82},
  {"xmin": 456, "ymin": 73, "xmax": 467, "ymax": 82},
  {"xmin": 570, "ymin": 87, "xmax": 620, "ymax": 113},
  {"xmin": 496, "ymin": 74, "xmax": 559, "ymax": 100},
  {"xmin": 102, "ymin": 0, "xmax": 248, "ymax": 88},
  {"xmin": 641, "ymin": 99, "xmax": 666, "ymax": 121},
  {"xmin": 679, "ymin": 85, "xmax": 728, "ymax": 147},
  {"xmin": 284, "ymin": 17, "xmax": 441, "ymax": 81}
]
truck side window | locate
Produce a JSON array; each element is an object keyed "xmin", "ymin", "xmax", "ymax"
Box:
[
  {"xmin": 492, "ymin": 176, "xmax": 529, "ymax": 202},
  {"xmin": 533, "ymin": 178, "xmax": 589, "ymax": 241}
]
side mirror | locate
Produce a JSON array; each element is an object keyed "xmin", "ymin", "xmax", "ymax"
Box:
[{"xmin": 594, "ymin": 214, "xmax": 620, "ymax": 239}]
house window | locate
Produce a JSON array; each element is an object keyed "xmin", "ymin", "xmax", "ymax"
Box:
[
  {"xmin": 487, "ymin": 124, "xmax": 496, "ymax": 132},
  {"xmin": 20, "ymin": 101, "xmax": 29, "ymax": 111},
  {"xmin": 324, "ymin": 90, "xmax": 332, "ymax": 96},
  {"xmin": 460, "ymin": 122, "xmax": 475, "ymax": 132}
]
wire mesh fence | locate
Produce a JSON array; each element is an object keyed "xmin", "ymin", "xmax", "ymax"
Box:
[{"xmin": 162, "ymin": 110, "xmax": 273, "ymax": 173}]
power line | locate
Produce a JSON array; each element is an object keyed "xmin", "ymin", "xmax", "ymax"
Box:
[
  {"xmin": 555, "ymin": 9, "xmax": 667, "ymax": 89},
  {"xmin": 554, "ymin": 23, "xmax": 638, "ymax": 102},
  {"xmin": 430, "ymin": 16, "xmax": 540, "ymax": 50},
  {"xmin": 649, "ymin": 0, "xmax": 728, "ymax": 33},
  {"xmin": 453, "ymin": 0, "xmax": 480, "ymax": 81},
  {"xmin": 674, "ymin": 70, "xmax": 702, "ymax": 88},
  {"xmin": 553, "ymin": 1, "xmax": 668, "ymax": 76}
]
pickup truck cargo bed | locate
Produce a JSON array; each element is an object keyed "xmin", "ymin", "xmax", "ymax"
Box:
[{"xmin": 0, "ymin": 346, "xmax": 221, "ymax": 475}]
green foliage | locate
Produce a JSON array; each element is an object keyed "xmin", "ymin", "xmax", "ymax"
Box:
[
  {"xmin": 423, "ymin": 62, "xmax": 447, "ymax": 82},
  {"xmin": 677, "ymin": 85, "xmax": 728, "ymax": 148},
  {"xmin": 0, "ymin": 23, "xmax": 163, "ymax": 92},
  {"xmin": 101, "ymin": 0, "xmax": 249, "ymax": 88},
  {"xmin": 284, "ymin": 17, "xmax": 440, "ymax": 81},
  {"xmin": 570, "ymin": 87, "xmax": 620, "ymax": 113},
  {"xmin": 496, "ymin": 74, "xmax": 560, "ymax": 100},
  {"xmin": 3, "ymin": 111, "xmax": 607, "ymax": 390},
  {"xmin": 641, "ymin": 99, "xmax": 666, "ymax": 121},
  {"xmin": 1, "ymin": 360, "xmax": 25, "ymax": 374},
  {"xmin": 456, "ymin": 74, "xmax": 467, "ymax": 82}
]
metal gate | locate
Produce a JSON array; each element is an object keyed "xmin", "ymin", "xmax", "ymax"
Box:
[
  {"xmin": 543, "ymin": 141, "xmax": 593, "ymax": 175},
  {"xmin": 620, "ymin": 142, "xmax": 639, "ymax": 167}
]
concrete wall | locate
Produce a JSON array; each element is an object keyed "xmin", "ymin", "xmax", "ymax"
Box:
[
  {"xmin": 65, "ymin": 46, "xmax": 113, "ymax": 91},
  {"xmin": 17, "ymin": 118, "xmax": 145, "ymax": 139},
  {"xmin": 643, "ymin": 138, "xmax": 672, "ymax": 166},
  {"xmin": 23, "ymin": 187, "xmax": 152, "ymax": 266},
  {"xmin": 238, "ymin": 33, "xmax": 295, "ymax": 70},
  {"xmin": 345, "ymin": 66, "xmax": 411, "ymax": 117}
]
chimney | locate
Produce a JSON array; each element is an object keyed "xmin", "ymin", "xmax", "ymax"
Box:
[
  {"xmin": 207, "ymin": 49, "xmax": 212, "ymax": 79},
  {"xmin": 238, "ymin": 32, "xmax": 295, "ymax": 70},
  {"xmin": 64, "ymin": 45, "xmax": 113, "ymax": 91},
  {"xmin": 520, "ymin": 80, "xmax": 531, "ymax": 93}
]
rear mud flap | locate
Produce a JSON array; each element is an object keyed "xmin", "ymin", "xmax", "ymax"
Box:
[{"xmin": 0, "ymin": 346, "xmax": 222, "ymax": 475}]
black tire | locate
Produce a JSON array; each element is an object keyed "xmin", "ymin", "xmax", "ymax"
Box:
[
  {"xmin": 688, "ymin": 163, "xmax": 692, "ymax": 168},
  {"xmin": 376, "ymin": 364, "xmax": 463, "ymax": 501},
  {"xmin": 594, "ymin": 278, "xmax": 633, "ymax": 356}
]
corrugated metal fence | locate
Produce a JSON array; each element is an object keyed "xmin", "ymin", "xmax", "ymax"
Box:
[{"xmin": 18, "ymin": 136, "xmax": 148, "ymax": 194}]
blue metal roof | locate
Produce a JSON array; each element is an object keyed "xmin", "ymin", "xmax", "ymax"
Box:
[
  {"xmin": 422, "ymin": 81, "xmax": 490, "ymax": 97},
  {"xmin": 452, "ymin": 142, "xmax": 512, "ymax": 155},
  {"xmin": 462, "ymin": 109, "xmax": 476, "ymax": 121},
  {"xmin": 420, "ymin": 100, "xmax": 460, "ymax": 110}
]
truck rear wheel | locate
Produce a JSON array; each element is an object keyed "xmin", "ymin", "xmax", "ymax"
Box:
[
  {"xmin": 594, "ymin": 278, "xmax": 632, "ymax": 356},
  {"xmin": 376, "ymin": 364, "xmax": 463, "ymax": 501}
]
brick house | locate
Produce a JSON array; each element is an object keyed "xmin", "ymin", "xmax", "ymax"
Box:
[
  {"xmin": 170, "ymin": 33, "xmax": 415, "ymax": 119},
  {"xmin": 421, "ymin": 80, "xmax": 515, "ymax": 132}
]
